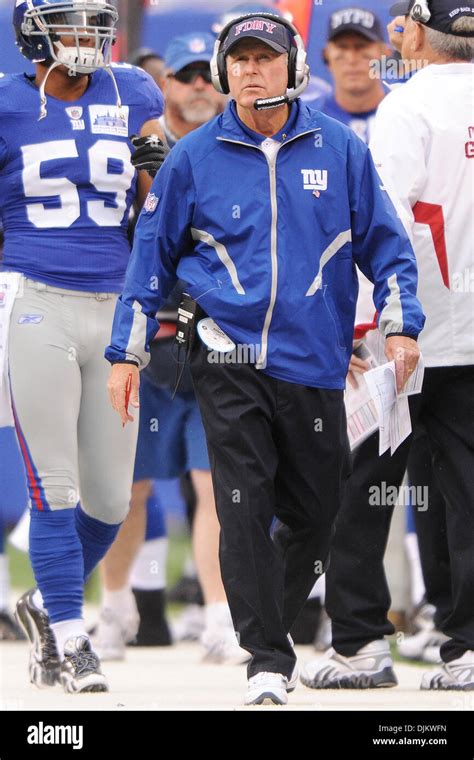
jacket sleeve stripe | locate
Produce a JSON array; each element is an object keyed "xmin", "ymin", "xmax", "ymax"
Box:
[
  {"xmin": 378, "ymin": 273, "xmax": 404, "ymax": 336},
  {"xmin": 125, "ymin": 299, "xmax": 149, "ymax": 366}
]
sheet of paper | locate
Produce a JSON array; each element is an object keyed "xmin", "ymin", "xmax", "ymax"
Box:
[
  {"xmin": 345, "ymin": 347, "xmax": 379, "ymax": 449},
  {"xmin": 364, "ymin": 362, "xmax": 397, "ymax": 454},
  {"xmin": 389, "ymin": 392, "xmax": 411, "ymax": 454},
  {"xmin": 363, "ymin": 358, "xmax": 422, "ymax": 456}
]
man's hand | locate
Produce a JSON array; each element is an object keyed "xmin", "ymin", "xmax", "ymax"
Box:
[
  {"xmin": 387, "ymin": 16, "xmax": 405, "ymax": 53},
  {"xmin": 108, "ymin": 363, "xmax": 140, "ymax": 426},
  {"xmin": 385, "ymin": 335, "xmax": 420, "ymax": 394},
  {"xmin": 130, "ymin": 134, "xmax": 170, "ymax": 178},
  {"xmin": 347, "ymin": 353, "xmax": 371, "ymax": 389}
]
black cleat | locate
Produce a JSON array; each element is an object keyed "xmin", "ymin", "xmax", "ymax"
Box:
[
  {"xmin": 60, "ymin": 636, "xmax": 108, "ymax": 693},
  {"xmin": 15, "ymin": 589, "xmax": 61, "ymax": 688}
]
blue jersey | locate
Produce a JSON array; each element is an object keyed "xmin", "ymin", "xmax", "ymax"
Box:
[
  {"xmin": 0, "ymin": 65, "xmax": 164, "ymax": 292},
  {"xmin": 307, "ymin": 84, "xmax": 391, "ymax": 145}
]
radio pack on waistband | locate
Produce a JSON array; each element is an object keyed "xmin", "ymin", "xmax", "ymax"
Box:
[
  {"xmin": 175, "ymin": 294, "xmax": 205, "ymax": 354},
  {"xmin": 172, "ymin": 293, "xmax": 205, "ymax": 397}
]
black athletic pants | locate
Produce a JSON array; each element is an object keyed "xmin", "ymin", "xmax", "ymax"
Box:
[
  {"xmin": 326, "ymin": 365, "xmax": 474, "ymax": 663},
  {"xmin": 190, "ymin": 341, "xmax": 351, "ymax": 679},
  {"xmin": 408, "ymin": 430, "xmax": 453, "ymax": 630}
]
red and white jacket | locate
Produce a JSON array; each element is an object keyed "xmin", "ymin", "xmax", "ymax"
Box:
[{"xmin": 370, "ymin": 63, "xmax": 474, "ymax": 367}]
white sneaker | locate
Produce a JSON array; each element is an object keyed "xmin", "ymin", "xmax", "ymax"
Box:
[
  {"xmin": 93, "ymin": 606, "xmax": 139, "ymax": 661},
  {"xmin": 422, "ymin": 645, "xmax": 443, "ymax": 664},
  {"xmin": 287, "ymin": 662, "xmax": 299, "ymax": 692},
  {"xmin": 300, "ymin": 639, "xmax": 398, "ymax": 689},
  {"xmin": 201, "ymin": 627, "xmax": 250, "ymax": 664},
  {"xmin": 245, "ymin": 672, "xmax": 288, "ymax": 705},
  {"xmin": 398, "ymin": 628, "xmax": 448, "ymax": 661},
  {"xmin": 421, "ymin": 650, "xmax": 474, "ymax": 690},
  {"xmin": 170, "ymin": 604, "xmax": 205, "ymax": 642},
  {"xmin": 60, "ymin": 636, "xmax": 108, "ymax": 694}
]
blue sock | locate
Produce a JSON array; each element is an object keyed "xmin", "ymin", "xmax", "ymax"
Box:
[
  {"xmin": 29, "ymin": 509, "xmax": 84, "ymax": 623},
  {"xmin": 75, "ymin": 505, "xmax": 121, "ymax": 582}
]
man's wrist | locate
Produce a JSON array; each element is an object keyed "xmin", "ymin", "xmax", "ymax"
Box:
[
  {"xmin": 386, "ymin": 332, "xmax": 418, "ymax": 341},
  {"xmin": 111, "ymin": 359, "xmax": 139, "ymax": 367}
]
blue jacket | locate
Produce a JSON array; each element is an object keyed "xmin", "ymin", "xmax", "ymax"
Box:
[{"xmin": 106, "ymin": 100, "xmax": 425, "ymax": 390}]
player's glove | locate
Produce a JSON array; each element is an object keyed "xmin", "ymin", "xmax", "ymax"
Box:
[{"xmin": 130, "ymin": 134, "xmax": 170, "ymax": 178}]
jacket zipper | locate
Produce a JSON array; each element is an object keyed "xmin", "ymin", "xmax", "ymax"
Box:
[{"xmin": 217, "ymin": 129, "xmax": 321, "ymax": 369}]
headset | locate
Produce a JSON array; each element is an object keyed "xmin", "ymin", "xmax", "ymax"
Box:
[
  {"xmin": 410, "ymin": 0, "xmax": 431, "ymax": 24},
  {"xmin": 210, "ymin": 12, "xmax": 309, "ymax": 110}
]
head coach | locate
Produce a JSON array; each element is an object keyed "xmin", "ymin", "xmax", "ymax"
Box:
[{"xmin": 105, "ymin": 13, "xmax": 425, "ymax": 704}]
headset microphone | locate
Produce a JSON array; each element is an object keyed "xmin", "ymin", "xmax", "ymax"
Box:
[{"xmin": 254, "ymin": 74, "xmax": 309, "ymax": 110}]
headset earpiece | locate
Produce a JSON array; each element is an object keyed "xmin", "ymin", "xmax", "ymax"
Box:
[
  {"xmin": 287, "ymin": 45, "xmax": 297, "ymax": 89},
  {"xmin": 217, "ymin": 48, "xmax": 229, "ymax": 94},
  {"xmin": 411, "ymin": 0, "xmax": 431, "ymax": 24}
]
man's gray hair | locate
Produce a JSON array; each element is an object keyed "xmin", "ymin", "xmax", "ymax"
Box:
[{"xmin": 425, "ymin": 18, "xmax": 474, "ymax": 62}]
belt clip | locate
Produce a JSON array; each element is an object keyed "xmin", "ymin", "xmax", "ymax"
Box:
[{"xmin": 95, "ymin": 293, "xmax": 108, "ymax": 302}]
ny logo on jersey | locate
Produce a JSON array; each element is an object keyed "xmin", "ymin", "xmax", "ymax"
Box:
[
  {"xmin": 65, "ymin": 107, "xmax": 85, "ymax": 131},
  {"xmin": 301, "ymin": 169, "xmax": 328, "ymax": 192}
]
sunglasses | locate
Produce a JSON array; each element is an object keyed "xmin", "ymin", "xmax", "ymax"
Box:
[{"xmin": 172, "ymin": 68, "xmax": 212, "ymax": 84}]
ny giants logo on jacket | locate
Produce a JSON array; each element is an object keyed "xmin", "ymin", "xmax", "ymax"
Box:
[{"xmin": 301, "ymin": 169, "xmax": 328, "ymax": 192}]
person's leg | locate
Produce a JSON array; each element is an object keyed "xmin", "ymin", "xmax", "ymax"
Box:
[
  {"xmin": 326, "ymin": 413, "xmax": 419, "ymax": 657},
  {"xmin": 190, "ymin": 464, "xmax": 247, "ymax": 662},
  {"xmin": 184, "ymin": 395, "xmax": 241, "ymax": 659},
  {"xmin": 422, "ymin": 367, "xmax": 474, "ymax": 664},
  {"xmin": 300, "ymin": 390, "xmax": 424, "ymax": 690},
  {"xmin": 408, "ymin": 430, "xmax": 452, "ymax": 628},
  {"xmin": 271, "ymin": 382, "xmax": 351, "ymax": 634},
  {"xmin": 76, "ymin": 297, "xmax": 138, "ymax": 575},
  {"xmin": 93, "ymin": 478, "xmax": 149, "ymax": 658},
  {"xmin": 129, "ymin": 483, "xmax": 172, "ymax": 646},
  {"xmin": 182, "ymin": 393, "xmax": 224, "ymax": 605},
  {"xmin": 94, "ymin": 375, "xmax": 176, "ymax": 656},
  {"xmin": 100, "ymin": 479, "xmax": 149, "ymax": 593},
  {"xmin": 191, "ymin": 342, "xmax": 294, "ymax": 680},
  {"xmin": 9, "ymin": 283, "xmax": 87, "ymax": 686},
  {"xmin": 167, "ymin": 473, "xmax": 202, "ymax": 606},
  {"xmin": 9, "ymin": 285, "xmax": 84, "ymax": 624},
  {"xmin": 190, "ymin": 468, "xmax": 225, "ymax": 605}
]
